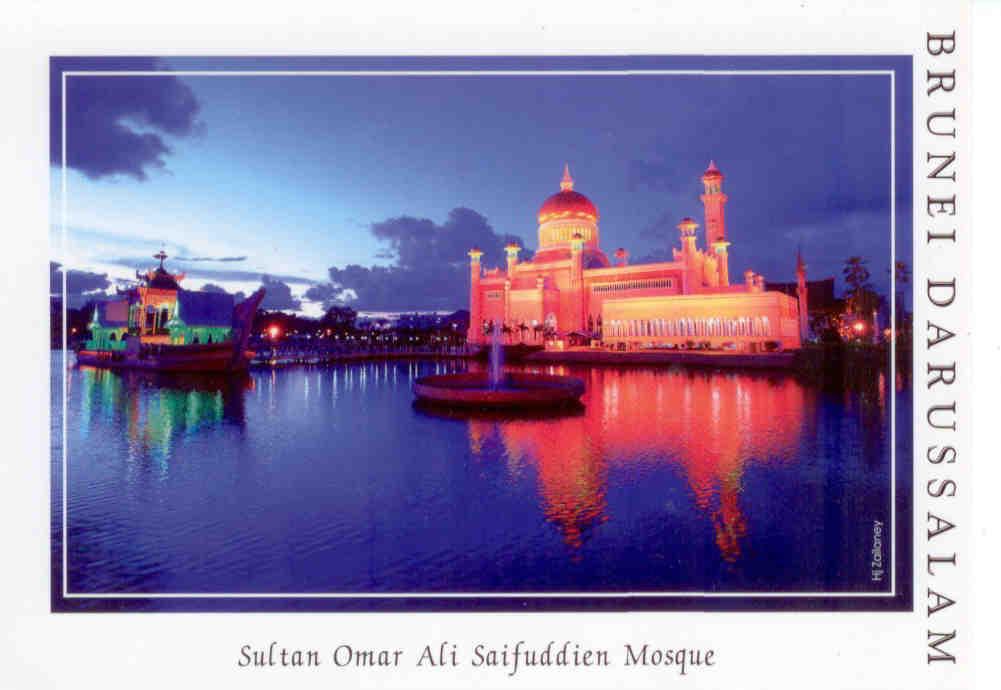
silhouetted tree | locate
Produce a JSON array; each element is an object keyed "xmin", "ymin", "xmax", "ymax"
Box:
[{"xmin": 843, "ymin": 256, "xmax": 879, "ymax": 317}]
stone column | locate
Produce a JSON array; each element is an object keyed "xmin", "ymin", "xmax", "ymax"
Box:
[
  {"xmin": 570, "ymin": 233, "xmax": 585, "ymax": 333},
  {"xmin": 712, "ymin": 240, "xmax": 731, "ymax": 287}
]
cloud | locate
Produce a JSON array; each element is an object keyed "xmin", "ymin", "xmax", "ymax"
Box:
[
  {"xmin": 259, "ymin": 276, "xmax": 301, "ymax": 311},
  {"xmin": 317, "ymin": 208, "xmax": 529, "ymax": 312},
  {"xmin": 51, "ymin": 58, "xmax": 202, "ymax": 180},
  {"xmin": 49, "ymin": 261, "xmax": 111, "ymax": 297},
  {"xmin": 174, "ymin": 256, "xmax": 247, "ymax": 263},
  {"xmin": 200, "ymin": 282, "xmax": 247, "ymax": 303},
  {"xmin": 104, "ymin": 257, "xmax": 314, "ymax": 286},
  {"xmin": 198, "ymin": 283, "xmax": 229, "ymax": 294},
  {"xmin": 303, "ymin": 283, "xmax": 357, "ymax": 311}
]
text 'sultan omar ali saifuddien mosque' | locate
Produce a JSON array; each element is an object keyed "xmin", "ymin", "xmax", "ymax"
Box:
[{"xmin": 467, "ymin": 162, "xmax": 809, "ymax": 351}]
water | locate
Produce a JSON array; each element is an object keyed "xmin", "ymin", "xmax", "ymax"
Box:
[
  {"xmin": 51, "ymin": 353, "xmax": 909, "ymax": 608},
  {"xmin": 489, "ymin": 322, "xmax": 503, "ymax": 388}
]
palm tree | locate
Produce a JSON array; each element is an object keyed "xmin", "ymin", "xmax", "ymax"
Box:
[{"xmin": 843, "ymin": 256, "xmax": 876, "ymax": 317}]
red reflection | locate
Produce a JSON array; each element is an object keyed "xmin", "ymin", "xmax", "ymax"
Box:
[{"xmin": 469, "ymin": 368, "xmax": 809, "ymax": 562}]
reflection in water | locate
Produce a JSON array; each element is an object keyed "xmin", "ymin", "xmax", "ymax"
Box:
[
  {"xmin": 464, "ymin": 368, "xmax": 817, "ymax": 562},
  {"xmin": 76, "ymin": 366, "xmax": 249, "ymax": 470},
  {"xmin": 59, "ymin": 355, "xmax": 898, "ymax": 596}
]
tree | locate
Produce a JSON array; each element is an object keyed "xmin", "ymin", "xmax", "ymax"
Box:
[
  {"xmin": 892, "ymin": 260, "xmax": 911, "ymax": 331},
  {"xmin": 321, "ymin": 305, "xmax": 357, "ymax": 331},
  {"xmin": 843, "ymin": 256, "xmax": 877, "ymax": 317}
]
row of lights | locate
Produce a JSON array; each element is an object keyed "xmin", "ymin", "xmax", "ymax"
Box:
[{"xmin": 264, "ymin": 326, "xmax": 461, "ymax": 343}]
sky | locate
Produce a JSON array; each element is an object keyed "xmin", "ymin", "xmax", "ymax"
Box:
[{"xmin": 50, "ymin": 56, "xmax": 912, "ymax": 314}]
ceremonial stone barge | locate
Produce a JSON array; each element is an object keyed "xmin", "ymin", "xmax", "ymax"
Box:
[{"xmin": 76, "ymin": 251, "xmax": 264, "ymax": 373}]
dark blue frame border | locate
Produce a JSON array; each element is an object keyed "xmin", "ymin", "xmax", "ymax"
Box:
[{"xmin": 50, "ymin": 54, "xmax": 914, "ymax": 613}]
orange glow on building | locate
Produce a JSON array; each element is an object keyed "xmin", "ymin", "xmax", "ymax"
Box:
[{"xmin": 468, "ymin": 162, "xmax": 809, "ymax": 351}]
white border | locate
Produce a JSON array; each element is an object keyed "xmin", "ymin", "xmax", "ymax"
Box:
[{"xmin": 59, "ymin": 66, "xmax": 900, "ymax": 601}]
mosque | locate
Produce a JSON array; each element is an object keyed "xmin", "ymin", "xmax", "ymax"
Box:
[{"xmin": 467, "ymin": 162, "xmax": 808, "ymax": 351}]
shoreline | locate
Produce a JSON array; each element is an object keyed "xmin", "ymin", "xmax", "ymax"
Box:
[{"xmin": 523, "ymin": 349, "xmax": 796, "ymax": 370}]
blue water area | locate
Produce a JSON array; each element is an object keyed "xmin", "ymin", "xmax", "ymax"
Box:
[{"xmin": 50, "ymin": 354, "xmax": 910, "ymax": 609}]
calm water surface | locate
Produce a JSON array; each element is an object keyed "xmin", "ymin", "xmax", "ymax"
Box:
[{"xmin": 52, "ymin": 354, "xmax": 907, "ymax": 600}]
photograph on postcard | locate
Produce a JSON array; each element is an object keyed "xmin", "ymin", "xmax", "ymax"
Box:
[{"xmin": 49, "ymin": 56, "xmax": 913, "ymax": 612}]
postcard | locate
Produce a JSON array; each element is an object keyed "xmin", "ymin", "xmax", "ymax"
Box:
[{"xmin": 1, "ymin": 0, "xmax": 987, "ymax": 688}]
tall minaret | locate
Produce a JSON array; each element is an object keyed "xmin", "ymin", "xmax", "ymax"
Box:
[
  {"xmin": 796, "ymin": 247, "xmax": 809, "ymax": 343},
  {"xmin": 700, "ymin": 160, "xmax": 728, "ymax": 251},
  {"xmin": 468, "ymin": 247, "xmax": 484, "ymax": 345}
]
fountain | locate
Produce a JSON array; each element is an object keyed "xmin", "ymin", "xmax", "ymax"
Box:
[{"xmin": 413, "ymin": 322, "xmax": 585, "ymax": 409}]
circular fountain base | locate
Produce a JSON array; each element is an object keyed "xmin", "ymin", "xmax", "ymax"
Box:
[{"xmin": 413, "ymin": 372, "xmax": 585, "ymax": 409}]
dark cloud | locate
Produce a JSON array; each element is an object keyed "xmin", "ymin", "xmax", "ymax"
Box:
[
  {"xmin": 622, "ymin": 75, "xmax": 904, "ymax": 296},
  {"xmin": 198, "ymin": 283, "xmax": 229, "ymax": 293},
  {"xmin": 49, "ymin": 261, "xmax": 111, "ymax": 297},
  {"xmin": 259, "ymin": 276, "xmax": 301, "ymax": 311},
  {"xmin": 200, "ymin": 282, "xmax": 246, "ymax": 303},
  {"xmin": 51, "ymin": 57, "xmax": 202, "ymax": 180},
  {"xmin": 322, "ymin": 208, "xmax": 530, "ymax": 311},
  {"xmin": 303, "ymin": 283, "xmax": 356, "ymax": 311},
  {"xmin": 106, "ymin": 257, "xmax": 314, "ymax": 286}
]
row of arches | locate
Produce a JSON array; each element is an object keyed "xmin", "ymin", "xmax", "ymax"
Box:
[
  {"xmin": 606, "ymin": 315, "xmax": 772, "ymax": 339},
  {"xmin": 543, "ymin": 225, "xmax": 596, "ymax": 244}
]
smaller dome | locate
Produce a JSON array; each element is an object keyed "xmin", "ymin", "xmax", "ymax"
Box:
[
  {"xmin": 677, "ymin": 217, "xmax": 699, "ymax": 236},
  {"xmin": 702, "ymin": 159, "xmax": 723, "ymax": 181}
]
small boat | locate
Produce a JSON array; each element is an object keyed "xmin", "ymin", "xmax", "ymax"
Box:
[{"xmin": 75, "ymin": 251, "xmax": 265, "ymax": 373}]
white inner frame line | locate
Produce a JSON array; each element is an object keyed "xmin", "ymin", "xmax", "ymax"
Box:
[{"xmin": 60, "ymin": 67, "xmax": 899, "ymax": 600}]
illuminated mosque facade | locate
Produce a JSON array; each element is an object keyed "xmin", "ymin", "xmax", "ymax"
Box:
[{"xmin": 467, "ymin": 162, "xmax": 809, "ymax": 351}]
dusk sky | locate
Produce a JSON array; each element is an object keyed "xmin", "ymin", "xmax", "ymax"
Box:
[{"xmin": 50, "ymin": 56, "xmax": 911, "ymax": 315}]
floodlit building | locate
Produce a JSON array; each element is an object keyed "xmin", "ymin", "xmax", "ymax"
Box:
[
  {"xmin": 85, "ymin": 251, "xmax": 237, "ymax": 351},
  {"xmin": 467, "ymin": 162, "xmax": 808, "ymax": 351}
]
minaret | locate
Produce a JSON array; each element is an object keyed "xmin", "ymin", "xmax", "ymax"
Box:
[
  {"xmin": 677, "ymin": 217, "xmax": 699, "ymax": 295},
  {"xmin": 505, "ymin": 242, "xmax": 520, "ymax": 275},
  {"xmin": 796, "ymin": 248, "xmax": 809, "ymax": 342},
  {"xmin": 569, "ymin": 232, "xmax": 586, "ymax": 332},
  {"xmin": 700, "ymin": 160, "xmax": 728, "ymax": 251},
  {"xmin": 467, "ymin": 248, "xmax": 484, "ymax": 345}
]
